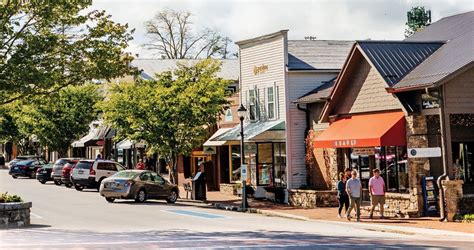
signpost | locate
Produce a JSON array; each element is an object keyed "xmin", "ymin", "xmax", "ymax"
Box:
[
  {"xmin": 240, "ymin": 164, "xmax": 248, "ymax": 182},
  {"xmin": 408, "ymin": 147, "xmax": 442, "ymax": 158}
]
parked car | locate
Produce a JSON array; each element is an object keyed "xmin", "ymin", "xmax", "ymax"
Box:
[
  {"xmin": 71, "ymin": 160, "xmax": 125, "ymax": 191},
  {"xmin": 9, "ymin": 160, "xmax": 47, "ymax": 179},
  {"xmin": 99, "ymin": 170, "xmax": 179, "ymax": 203},
  {"xmin": 61, "ymin": 161, "xmax": 78, "ymax": 188},
  {"xmin": 51, "ymin": 158, "xmax": 80, "ymax": 185},
  {"xmin": 8, "ymin": 155, "xmax": 45, "ymax": 169},
  {"xmin": 36, "ymin": 163, "xmax": 54, "ymax": 184}
]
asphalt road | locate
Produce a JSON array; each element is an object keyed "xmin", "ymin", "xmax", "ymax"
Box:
[{"xmin": 1, "ymin": 169, "xmax": 473, "ymax": 249}]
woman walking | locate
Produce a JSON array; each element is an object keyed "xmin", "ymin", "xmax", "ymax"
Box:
[{"xmin": 337, "ymin": 172, "xmax": 349, "ymax": 218}]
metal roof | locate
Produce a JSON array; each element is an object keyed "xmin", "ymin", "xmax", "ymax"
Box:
[
  {"xmin": 294, "ymin": 78, "xmax": 336, "ymax": 104},
  {"xmin": 287, "ymin": 40, "xmax": 353, "ymax": 70},
  {"xmin": 393, "ymin": 11, "xmax": 474, "ymax": 90},
  {"xmin": 212, "ymin": 120, "xmax": 285, "ymax": 142},
  {"xmin": 357, "ymin": 41, "xmax": 444, "ymax": 87},
  {"xmin": 131, "ymin": 59, "xmax": 239, "ymax": 80}
]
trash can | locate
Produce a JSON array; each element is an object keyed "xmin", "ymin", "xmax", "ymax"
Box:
[
  {"xmin": 0, "ymin": 156, "xmax": 5, "ymax": 167},
  {"xmin": 191, "ymin": 171, "xmax": 206, "ymax": 201}
]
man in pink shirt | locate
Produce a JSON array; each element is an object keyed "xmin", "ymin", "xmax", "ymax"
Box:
[{"xmin": 369, "ymin": 168, "xmax": 386, "ymax": 219}]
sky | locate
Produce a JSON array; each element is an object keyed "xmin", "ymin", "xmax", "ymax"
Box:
[{"xmin": 90, "ymin": 0, "xmax": 473, "ymax": 58}]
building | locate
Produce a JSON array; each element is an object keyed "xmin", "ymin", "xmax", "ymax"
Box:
[
  {"xmin": 313, "ymin": 11, "xmax": 473, "ymax": 218},
  {"xmin": 207, "ymin": 30, "xmax": 352, "ymax": 199}
]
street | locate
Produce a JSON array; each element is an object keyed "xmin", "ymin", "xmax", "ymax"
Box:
[{"xmin": 0, "ymin": 169, "xmax": 473, "ymax": 249}]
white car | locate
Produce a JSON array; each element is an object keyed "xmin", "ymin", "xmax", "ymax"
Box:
[{"xmin": 71, "ymin": 160, "xmax": 125, "ymax": 191}]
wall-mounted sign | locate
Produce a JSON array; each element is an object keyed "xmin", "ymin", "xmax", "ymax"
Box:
[
  {"xmin": 253, "ymin": 64, "xmax": 269, "ymax": 75},
  {"xmin": 203, "ymin": 146, "xmax": 216, "ymax": 155},
  {"xmin": 421, "ymin": 93, "xmax": 440, "ymax": 109},
  {"xmin": 352, "ymin": 147, "xmax": 375, "ymax": 156},
  {"xmin": 408, "ymin": 147, "xmax": 441, "ymax": 158}
]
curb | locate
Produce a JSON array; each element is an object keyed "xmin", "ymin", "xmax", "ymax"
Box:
[{"xmin": 207, "ymin": 202, "xmax": 309, "ymax": 221}]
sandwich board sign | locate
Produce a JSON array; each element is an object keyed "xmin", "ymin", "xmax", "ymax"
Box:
[{"xmin": 408, "ymin": 147, "xmax": 441, "ymax": 158}]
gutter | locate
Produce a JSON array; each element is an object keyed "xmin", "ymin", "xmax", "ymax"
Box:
[{"xmin": 296, "ymin": 104, "xmax": 310, "ymax": 140}]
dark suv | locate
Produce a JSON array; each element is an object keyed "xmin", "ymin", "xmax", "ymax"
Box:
[
  {"xmin": 51, "ymin": 158, "xmax": 80, "ymax": 185},
  {"xmin": 9, "ymin": 159, "xmax": 47, "ymax": 179}
]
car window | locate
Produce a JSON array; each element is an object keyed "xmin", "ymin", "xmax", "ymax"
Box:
[
  {"xmin": 97, "ymin": 162, "xmax": 108, "ymax": 170},
  {"xmin": 76, "ymin": 162, "xmax": 93, "ymax": 169},
  {"xmin": 107, "ymin": 163, "xmax": 117, "ymax": 171},
  {"xmin": 113, "ymin": 171, "xmax": 138, "ymax": 178},
  {"xmin": 116, "ymin": 163, "xmax": 125, "ymax": 171},
  {"xmin": 151, "ymin": 172, "xmax": 165, "ymax": 185},
  {"xmin": 140, "ymin": 172, "xmax": 152, "ymax": 181}
]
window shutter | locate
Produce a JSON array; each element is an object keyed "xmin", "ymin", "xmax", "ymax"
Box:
[
  {"xmin": 275, "ymin": 83, "xmax": 279, "ymax": 119},
  {"xmin": 263, "ymin": 87, "xmax": 267, "ymax": 120}
]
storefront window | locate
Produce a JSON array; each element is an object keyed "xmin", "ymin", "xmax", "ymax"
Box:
[
  {"xmin": 257, "ymin": 143, "xmax": 272, "ymax": 185},
  {"xmin": 374, "ymin": 146, "xmax": 408, "ymax": 193},
  {"xmin": 230, "ymin": 145, "xmax": 241, "ymax": 182},
  {"xmin": 274, "ymin": 142, "xmax": 286, "ymax": 187},
  {"xmin": 245, "ymin": 144, "xmax": 257, "ymax": 185}
]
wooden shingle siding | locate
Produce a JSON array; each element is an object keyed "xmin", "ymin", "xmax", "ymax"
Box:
[
  {"xmin": 335, "ymin": 58, "xmax": 402, "ymax": 115},
  {"xmin": 287, "ymin": 72, "xmax": 338, "ymax": 188},
  {"xmin": 444, "ymin": 67, "xmax": 474, "ymax": 114},
  {"xmin": 240, "ymin": 36, "xmax": 286, "ymax": 119}
]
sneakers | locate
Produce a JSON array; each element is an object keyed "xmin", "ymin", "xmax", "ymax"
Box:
[
  {"xmin": 380, "ymin": 215, "xmax": 386, "ymax": 219},
  {"xmin": 346, "ymin": 215, "xmax": 351, "ymax": 221},
  {"xmin": 338, "ymin": 214, "xmax": 342, "ymax": 219}
]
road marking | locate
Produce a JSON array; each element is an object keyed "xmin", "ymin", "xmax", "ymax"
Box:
[
  {"xmin": 165, "ymin": 209, "xmax": 228, "ymax": 219},
  {"xmin": 30, "ymin": 212, "xmax": 43, "ymax": 219}
]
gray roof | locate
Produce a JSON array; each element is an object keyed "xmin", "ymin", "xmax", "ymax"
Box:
[
  {"xmin": 287, "ymin": 40, "xmax": 353, "ymax": 70},
  {"xmin": 294, "ymin": 78, "xmax": 336, "ymax": 104},
  {"xmin": 358, "ymin": 41, "xmax": 444, "ymax": 87},
  {"xmin": 131, "ymin": 59, "xmax": 239, "ymax": 80},
  {"xmin": 393, "ymin": 11, "xmax": 474, "ymax": 90}
]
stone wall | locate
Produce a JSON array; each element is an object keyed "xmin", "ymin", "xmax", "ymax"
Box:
[
  {"xmin": 442, "ymin": 180, "xmax": 464, "ymax": 222},
  {"xmin": 384, "ymin": 192, "xmax": 419, "ymax": 218},
  {"xmin": 459, "ymin": 195, "xmax": 474, "ymax": 215},
  {"xmin": 219, "ymin": 184, "xmax": 237, "ymax": 196},
  {"xmin": 0, "ymin": 202, "xmax": 32, "ymax": 228},
  {"xmin": 288, "ymin": 189, "xmax": 338, "ymax": 208}
]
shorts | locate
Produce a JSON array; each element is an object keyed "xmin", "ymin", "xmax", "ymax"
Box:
[{"xmin": 371, "ymin": 195, "xmax": 385, "ymax": 206}]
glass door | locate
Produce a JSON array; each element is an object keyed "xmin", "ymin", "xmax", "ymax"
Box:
[{"xmin": 256, "ymin": 143, "xmax": 273, "ymax": 186}]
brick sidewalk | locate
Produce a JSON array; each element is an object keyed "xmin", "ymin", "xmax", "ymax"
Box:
[{"xmin": 180, "ymin": 189, "xmax": 474, "ymax": 234}]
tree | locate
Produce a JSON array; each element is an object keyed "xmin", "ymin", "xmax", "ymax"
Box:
[
  {"xmin": 102, "ymin": 59, "xmax": 230, "ymax": 182},
  {"xmin": 0, "ymin": 0, "xmax": 135, "ymax": 105},
  {"xmin": 14, "ymin": 84, "xmax": 102, "ymax": 157},
  {"xmin": 405, "ymin": 6, "xmax": 431, "ymax": 38},
  {"xmin": 144, "ymin": 9, "xmax": 233, "ymax": 59}
]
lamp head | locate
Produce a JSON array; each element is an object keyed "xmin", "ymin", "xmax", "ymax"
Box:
[{"xmin": 237, "ymin": 104, "xmax": 247, "ymax": 119}]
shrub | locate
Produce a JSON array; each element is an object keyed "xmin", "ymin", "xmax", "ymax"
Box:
[{"xmin": 0, "ymin": 192, "xmax": 23, "ymax": 203}]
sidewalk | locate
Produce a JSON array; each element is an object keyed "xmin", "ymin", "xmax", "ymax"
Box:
[{"xmin": 180, "ymin": 189, "xmax": 474, "ymax": 234}]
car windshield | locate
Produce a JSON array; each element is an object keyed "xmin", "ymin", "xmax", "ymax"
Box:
[
  {"xmin": 75, "ymin": 162, "xmax": 93, "ymax": 169},
  {"xmin": 16, "ymin": 160, "xmax": 33, "ymax": 166},
  {"xmin": 112, "ymin": 171, "xmax": 138, "ymax": 179}
]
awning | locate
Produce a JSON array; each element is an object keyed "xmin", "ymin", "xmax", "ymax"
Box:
[
  {"xmin": 71, "ymin": 129, "xmax": 98, "ymax": 147},
  {"xmin": 314, "ymin": 112, "xmax": 406, "ymax": 148},
  {"xmin": 212, "ymin": 120, "xmax": 285, "ymax": 143},
  {"xmin": 116, "ymin": 140, "xmax": 146, "ymax": 149},
  {"xmin": 203, "ymin": 128, "xmax": 233, "ymax": 147}
]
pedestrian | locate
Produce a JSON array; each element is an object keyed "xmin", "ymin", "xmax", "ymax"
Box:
[
  {"xmin": 337, "ymin": 172, "xmax": 349, "ymax": 218},
  {"xmin": 369, "ymin": 168, "xmax": 386, "ymax": 219},
  {"xmin": 95, "ymin": 154, "xmax": 102, "ymax": 160},
  {"xmin": 346, "ymin": 170, "xmax": 362, "ymax": 222},
  {"xmin": 135, "ymin": 159, "xmax": 145, "ymax": 170},
  {"xmin": 344, "ymin": 167, "xmax": 352, "ymax": 179}
]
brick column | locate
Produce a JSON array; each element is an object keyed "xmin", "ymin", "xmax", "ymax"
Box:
[{"xmin": 441, "ymin": 180, "xmax": 464, "ymax": 222}]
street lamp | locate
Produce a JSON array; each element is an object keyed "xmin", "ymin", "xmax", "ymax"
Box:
[{"xmin": 237, "ymin": 104, "xmax": 248, "ymax": 209}]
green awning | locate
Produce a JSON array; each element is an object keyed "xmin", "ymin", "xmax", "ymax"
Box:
[{"xmin": 212, "ymin": 120, "xmax": 285, "ymax": 143}]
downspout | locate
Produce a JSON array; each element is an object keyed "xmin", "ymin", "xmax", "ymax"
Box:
[
  {"xmin": 296, "ymin": 104, "xmax": 310, "ymax": 139},
  {"xmin": 430, "ymin": 87, "xmax": 448, "ymax": 221}
]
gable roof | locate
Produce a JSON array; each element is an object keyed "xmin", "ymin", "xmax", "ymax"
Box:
[
  {"xmin": 293, "ymin": 77, "xmax": 336, "ymax": 103},
  {"xmin": 131, "ymin": 59, "xmax": 239, "ymax": 80},
  {"xmin": 287, "ymin": 40, "xmax": 353, "ymax": 70},
  {"xmin": 392, "ymin": 11, "xmax": 474, "ymax": 91},
  {"xmin": 358, "ymin": 41, "xmax": 444, "ymax": 87}
]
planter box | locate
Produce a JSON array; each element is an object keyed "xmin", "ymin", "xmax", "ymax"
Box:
[
  {"xmin": 288, "ymin": 189, "xmax": 338, "ymax": 208},
  {"xmin": 0, "ymin": 202, "xmax": 32, "ymax": 228}
]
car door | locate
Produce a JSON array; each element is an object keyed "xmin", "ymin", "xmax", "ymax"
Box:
[
  {"xmin": 150, "ymin": 172, "xmax": 166, "ymax": 198},
  {"xmin": 139, "ymin": 172, "xmax": 157, "ymax": 199}
]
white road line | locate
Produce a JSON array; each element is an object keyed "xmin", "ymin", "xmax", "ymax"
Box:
[{"xmin": 30, "ymin": 212, "xmax": 43, "ymax": 219}]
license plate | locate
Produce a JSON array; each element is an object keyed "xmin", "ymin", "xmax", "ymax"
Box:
[
  {"xmin": 14, "ymin": 167, "xmax": 18, "ymax": 170},
  {"xmin": 78, "ymin": 170, "xmax": 84, "ymax": 174},
  {"xmin": 109, "ymin": 183, "xmax": 117, "ymax": 188}
]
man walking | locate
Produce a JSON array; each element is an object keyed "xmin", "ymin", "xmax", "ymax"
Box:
[
  {"xmin": 369, "ymin": 169, "xmax": 386, "ymax": 219},
  {"xmin": 346, "ymin": 170, "xmax": 362, "ymax": 222}
]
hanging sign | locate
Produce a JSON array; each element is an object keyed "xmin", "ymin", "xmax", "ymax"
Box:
[
  {"xmin": 408, "ymin": 147, "xmax": 441, "ymax": 158},
  {"xmin": 352, "ymin": 147, "xmax": 375, "ymax": 156}
]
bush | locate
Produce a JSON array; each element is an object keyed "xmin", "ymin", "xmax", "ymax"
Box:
[
  {"xmin": 463, "ymin": 214, "xmax": 474, "ymax": 223},
  {"xmin": 0, "ymin": 192, "xmax": 23, "ymax": 203}
]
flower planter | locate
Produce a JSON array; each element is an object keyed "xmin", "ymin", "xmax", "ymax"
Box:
[{"xmin": 0, "ymin": 202, "xmax": 32, "ymax": 228}]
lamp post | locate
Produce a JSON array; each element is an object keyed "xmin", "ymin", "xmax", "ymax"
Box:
[{"xmin": 237, "ymin": 104, "xmax": 248, "ymax": 209}]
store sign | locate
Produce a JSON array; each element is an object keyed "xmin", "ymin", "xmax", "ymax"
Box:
[
  {"xmin": 334, "ymin": 139, "xmax": 357, "ymax": 147},
  {"xmin": 241, "ymin": 164, "xmax": 248, "ymax": 182},
  {"xmin": 352, "ymin": 147, "xmax": 375, "ymax": 156},
  {"xmin": 408, "ymin": 147, "xmax": 441, "ymax": 158},
  {"xmin": 203, "ymin": 146, "xmax": 216, "ymax": 155},
  {"xmin": 253, "ymin": 64, "xmax": 268, "ymax": 75},
  {"xmin": 421, "ymin": 93, "xmax": 440, "ymax": 109}
]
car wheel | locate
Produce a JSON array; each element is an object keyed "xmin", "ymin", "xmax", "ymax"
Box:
[
  {"xmin": 135, "ymin": 189, "xmax": 146, "ymax": 203},
  {"xmin": 54, "ymin": 180, "xmax": 61, "ymax": 186},
  {"xmin": 65, "ymin": 183, "xmax": 73, "ymax": 188},
  {"xmin": 30, "ymin": 171, "xmax": 36, "ymax": 179},
  {"xmin": 12, "ymin": 175, "xmax": 17, "ymax": 179},
  {"xmin": 75, "ymin": 185, "xmax": 84, "ymax": 191},
  {"xmin": 166, "ymin": 189, "xmax": 179, "ymax": 203},
  {"xmin": 105, "ymin": 197, "xmax": 115, "ymax": 203},
  {"xmin": 39, "ymin": 180, "xmax": 46, "ymax": 184}
]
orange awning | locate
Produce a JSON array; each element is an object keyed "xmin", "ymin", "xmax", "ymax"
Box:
[{"xmin": 314, "ymin": 112, "xmax": 406, "ymax": 148}]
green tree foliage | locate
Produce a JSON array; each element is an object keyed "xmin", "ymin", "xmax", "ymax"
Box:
[
  {"xmin": 0, "ymin": 105, "xmax": 20, "ymax": 143},
  {"xmin": 15, "ymin": 84, "xmax": 102, "ymax": 157},
  {"xmin": 405, "ymin": 6, "xmax": 431, "ymax": 38},
  {"xmin": 102, "ymin": 59, "xmax": 230, "ymax": 182},
  {"xmin": 0, "ymin": 0, "xmax": 135, "ymax": 105}
]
